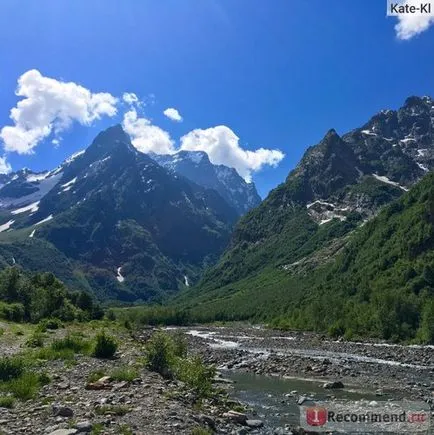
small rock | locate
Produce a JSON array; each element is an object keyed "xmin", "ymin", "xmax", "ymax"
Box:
[
  {"xmin": 246, "ymin": 419, "xmax": 264, "ymax": 428},
  {"xmin": 58, "ymin": 381, "xmax": 70, "ymax": 390},
  {"xmin": 53, "ymin": 405, "xmax": 74, "ymax": 418},
  {"xmin": 75, "ymin": 421, "xmax": 92, "ymax": 432},
  {"xmin": 112, "ymin": 381, "xmax": 128, "ymax": 391},
  {"xmin": 323, "ymin": 381, "xmax": 344, "ymax": 389},
  {"xmin": 222, "ymin": 410, "xmax": 247, "ymax": 424},
  {"xmin": 297, "ymin": 396, "xmax": 307, "ymax": 405},
  {"xmin": 85, "ymin": 376, "xmax": 112, "ymax": 391},
  {"xmin": 47, "ymin": 430, "xmax": 77, "ymax": 435},
  {"xmin": 199, "ymin": 415, "xmax": 216, "ymax": 429}
]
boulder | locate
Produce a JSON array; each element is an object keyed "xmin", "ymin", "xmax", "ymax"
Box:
[
  {"xmin": 222, "ymin": 410, "xmax": 247, "ymax": 424},
  {"xmin": 246, "ymin": 419, "xmax": 264, "ymax": 428},
  {"xmin": 323, "ymin": 381, "xmax": 344, "ymax": 389}
]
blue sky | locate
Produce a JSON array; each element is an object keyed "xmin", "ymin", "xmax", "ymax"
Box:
[{"xmin": 0, "ymin": 1, "xmax": 433, "ymax": 197}]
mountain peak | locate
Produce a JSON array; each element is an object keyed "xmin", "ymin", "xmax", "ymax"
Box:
[
  {"xmin": 324, "ymin": 128, "xmax": 339, "ymax": 139},
  {"xmin": 150, "ymin": 151, "xmax": 261, "ymax": 215},
  {"xmin": 403, "ymin": 95, "xmax": 433, "ymax": 108}
]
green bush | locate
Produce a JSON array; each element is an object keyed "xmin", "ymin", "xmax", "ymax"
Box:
[
  {"xmin": 0, "ymin": 357, "xmax": 25, "ymax": 382},
  {"xmin": 37, "ymin": 318, "xmax": 63, "ymax": 332},
  {"xmin": 145, "ymin": 331, "xmax": 176, "ymax": 377},
  {"xmin": 106, "ymin": 309, "xmax": 117, "ymax": 321},
  {"xmin": 0, "ymin": 396, "xmax": 15, "ymax": 408},
  {"xmin": 93, "ymin": 331, "xmax": 118, "ymax": 358},
  {"xmin": 25, "ymin": 332, "xmax": 45, "ymax": 348},
  {"xmin": 172, "ymin": 332, "xmax": 188, "ymax": 358},
  {"xmin": 0, "ymin": 303, "xmax": 25, "ymax": 322},
  {"xmin": 174, "ymin": 355, "xmax": 215, "ymax": 398},
  {"xmin": 6, "ymin": 372, "xmax": 40, "ymax": 400}
]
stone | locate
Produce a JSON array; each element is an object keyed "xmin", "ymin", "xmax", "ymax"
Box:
[
  {"xmin": 323, "ymin": 381, "xmax": 344, "ymax": 389},
  {"xmin": 58, "ymin": 381, "xmax": 70, "ymax": 390},
  {"xmin": 85, "ymin": 376, "xmax": 112, "ymax": 390},
  {"xmin": 246, "ymin": 419, "xmax": 264, "ymax": 428},
  {"xmin": 297, "ymin": 396, "xmax": 307, "ymax": 405},
  {"xmin": 75, "ymin": 421, "xmax": 92, "ymax": 432},
  {"xmin": 199, "ymin": 415, "xmax": 216, "ymax": 429},
  {"xmin": 47, "ymin": 430, "xmax": 77, "ymax": 435},
  {"xmin": 222, "ymin": 410, "xmax": 247, "ymax": 424},
  {"xmin": 53, "ymin": 405, "xmax": 74, "ymax": 418}
]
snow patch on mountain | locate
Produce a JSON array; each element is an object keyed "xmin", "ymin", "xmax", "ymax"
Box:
[
  {"xmin": 11, "ymin": 201, "xmax": 40, "ymax": 215},
  {"xmin": 372, "ymin": 174, "xmax": 409, "ymax": 191},
  {"xmin": 116, "ymin": 267, "xmax": 125, "ymax": 283},
  {"xmin": 0, "ymin": 220, "xmax": 14, "ymax": 232},
  {"xmin": 34, "ymin": 215, "xmax": 53, "ymax": 226}
]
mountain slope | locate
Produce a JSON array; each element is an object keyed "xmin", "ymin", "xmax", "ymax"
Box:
[
  {"xmin": 150, "ymin": 150, "xmax": 261, "ymax": 216},
  {"xmin": 0, "ymin": 126, "xmax": 238, "ymax": 302},
  {"xmin": 194, "ymin": 96, "xmax": 433, "ymax": 291},
  {"xmin": 179, "ymin": 171, "xmax": 434, "ymax": 342}
]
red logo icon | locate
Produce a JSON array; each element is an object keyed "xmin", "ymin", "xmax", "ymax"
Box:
[{"xmin": 306, "ymin": 407, "xmax": 327, "ymax": 426}]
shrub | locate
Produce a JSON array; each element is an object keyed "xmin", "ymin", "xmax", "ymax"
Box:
[
  {"xmin": 0, "ymin": 303, "xmax": 25, "ymax": 322},
  {"xmin": 106, "ymin": 309, "xmax": 117, "ymax": 321},
  {"xmin": 0, "ymin": 357, "xmax": 25, "ymax": 382},
  {"xmin": 37, "ymin": 318, "xmax": 63, "ymax": 332},
  {"xmin": 172, "ymin": 332, "xmax": 188, "ymax": 358},
  {"xmin": 25, "ymin": 332, "xmax": 45, "ymax": 348},
  {"xmin": 93, "ymin": 331, "xmax": 118, "ymax": 358},
  {"xmin": 174, "ymin": 355, "xmax": 215, "ymax": 398},
  {"xmin": 0, "ymin": 396, "xmax": 14, "ymax": 408},
  {"xmin": 6, "ymin": 372, "xmax": 40, "ymax": 400},
  {"xmin": 145, "ymin": 331, "xmax": 176, "ymax": 377}
]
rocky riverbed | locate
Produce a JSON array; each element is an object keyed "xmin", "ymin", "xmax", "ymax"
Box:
[
  {"xmin": 171, "ymin": 325, "xmax": 434, "ymax": 400},
  {"xmin": 160, "ymin": 325, "xmax": 434, "ymax": 433},
  {"xmin": 1, "ymin": 322, "xmax": 433, "ymax": 434}
]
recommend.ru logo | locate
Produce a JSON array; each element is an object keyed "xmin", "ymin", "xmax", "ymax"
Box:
[{"xmin": 300, "ymin": 400, "xmax": 431, "ymax": 433}]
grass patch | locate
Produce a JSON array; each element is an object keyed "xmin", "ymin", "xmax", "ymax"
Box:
[
  {"xmin": 33, "ymin": 346, "xmax": 76, "ymax": 361},
  {"xmin": 4, "ymin": 372, "xmax": 40, "ymax": 400},
  {"xmin": 90, "ymin": 423, "xmax": 104, "ymax": 435},
  {"xmin": 94, "ymin": 405, "xmax": 130, "ymax": 416},
  {"xmin": 51, "ymin": 334, "xmax": 91, "ymax": 354},
  {"xmin": 110, "ymin": 366, "xmax": 139, "ymax": 382},
  {"xmin": 87, "ymin": 369, "xmax": 106, "ymax": 383},
  {"xmin": 0, "ymin": 396, "xmax": 15, "ymax": 408},
  {"xmin": 191, "ymin": 428, "xmax": 213, "ymax": 435},
  {"xmin": 25, "ymin": 332, "xmax": 45, "ymax": 348}
]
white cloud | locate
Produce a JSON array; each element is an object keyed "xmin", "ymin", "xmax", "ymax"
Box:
[
  {"xmin": 0, "ymin": 69, "xmax": 118, "ymax": 154},
  {"xmin": 163, "ymin": 107, "xmax": 183, "ymax": 122},
  {"xmin": 394, "ymin": 0, "xmax": 434, "ymax": 39},
  {"xmin": 0, "ymin": 156, "xmax": 11, "ymax": 174},
  {"xmin": 122, "ymin": 109, "xmax": 175, "ymax": 154},
  {"xmin": 180, "ymin": 125, "xmax": 284, "ymax": 182},
  {"xmin": 122, "ymin": 92, "xmax": 139, "ymax": 105}
]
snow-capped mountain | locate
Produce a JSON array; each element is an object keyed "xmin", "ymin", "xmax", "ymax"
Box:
[
  {"xmin": 0, "ymin": 125, "xmax": 239, "ymax": 302},
  {"xmin": 150, "ymin": 150, "xmax": 261, "ymax": 216}
]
